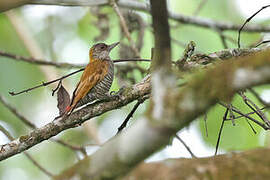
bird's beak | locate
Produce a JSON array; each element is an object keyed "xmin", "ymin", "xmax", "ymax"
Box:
[{"xmin": 108, "ymin": 42, "xmax": 119, "ymax": 51}]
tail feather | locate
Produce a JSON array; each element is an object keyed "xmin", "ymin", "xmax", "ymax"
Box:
[
  {"xmin": 64, "ymin": 103, "xmax": 77, "ymax": 116},
  {"xmin": 65, "ymin": 105, "xmax": 71, "ymax": 113}
]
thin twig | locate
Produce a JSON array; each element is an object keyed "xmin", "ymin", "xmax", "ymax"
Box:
[
  {"xmin": 0, "ymin": 50, "xmax": 150, "ymax": 69},
  {"xmin": 0, "ymin": 50, "xmax": 83, "ymax": 68},
  {"xmin": 227, "ymin": 103, "xmax": 235, "ymax": 126},
  {"xmin": 238, "ymin": 5, "xmax": 270, "ymax": 48},
  {"xmin": 52, "ymin": 80, "xmax": 62, "ymax": 96},
  {"xmin": 8, "ymin": 58, "xmax": 151, "ymax": 96},
  {"xmin": 219, "ymin": 102, "xmax": 269, "ymax": 130},
  {"xmin": 248, "ymin": 88, "xmax": 270, "ymax": 107},
  {"xmin": 9, "ymin": 68, "xmax": 85, "ymax": 96},
  {"xmin": 24, "ymin": 152, "xmax": 54, "ymax": 177},
  {"xmin": 110, "ymin": 0, "xmax": 140, "ymax": 57},
  {"xmin": 175, "ymin": 134, "xmax": 197, "ymax": 158},
  {"xmin": 217, "ymin": 30, "xmax": 228, "ymax": 49},
  {"xmin": 0, "ymin": 125, "xmax": 13, "ymax": 140},
  {"xmin": 203, "ymin": 113, "xmax": 208, "ymax": 137},
  {"xmin": 244, "ymin": 117, "xmax": 257, "ymax": 134},
  {"xmin": 26, "ymin": 0, "xmax": 270, "ymax": 33},
  {"xmin": 255, "ymin": 40, "xmax": 270, "ymax": 48},
  {"xmin": 52, "ymin": 139, "xmax": 87, "ymax": 156},
  {"xmin": 215, "ymin": 108, "xmax": 228, "ymax": 156},
  {"xmin": 193, "ymin": 0, "xmax": 207, "ymax": 16},
  {"xmin": 116, "ymin": 1, "xmax": 270, "ymax": 32},
  {"xmin": 238, "ymin": 91, "xmax": 270, "ymax": 127},
  {"xmin": 113, "ymin": 58, "xmax": 150, "ymax": 63},
  {"xmin": 226, "ymin": 107, "xmax": 267, "ymax": 121},
  {"xmin": 117, "ymin": 99, "xmax": 144, "ymax": 133}
]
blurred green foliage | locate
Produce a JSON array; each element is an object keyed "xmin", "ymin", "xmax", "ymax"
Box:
[{"xmin": 0, "ymin": 0, "xmax": 269, "ymax": 179}]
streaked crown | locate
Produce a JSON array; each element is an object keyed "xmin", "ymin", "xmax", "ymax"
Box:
[{"xmin": 89, "ymin": 42, "xmax": 119, "ymax": 62}]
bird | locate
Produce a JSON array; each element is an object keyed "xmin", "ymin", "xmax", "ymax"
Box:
[{"xmin": 65, "ymin": 42, "xmax": 119, "ymax": 115}]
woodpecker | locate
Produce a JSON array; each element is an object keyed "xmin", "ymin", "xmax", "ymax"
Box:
[{"xmin": 65, "ymin": 42, "xmax": 119, "ymax": 114}]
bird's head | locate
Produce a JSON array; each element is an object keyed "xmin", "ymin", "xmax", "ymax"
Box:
[{"xmin": 89, "ymin": 42, "xmax": 119, "ymax": 62}]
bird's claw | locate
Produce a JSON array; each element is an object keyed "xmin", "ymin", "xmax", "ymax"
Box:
[
  {"xmin": 109, "ymin": 86, "xmax": 126, "ymax": 100},
  {"xmin": 110, "ymin": 94, "xmax": 120, "ymax": 100},
  {"xmin": 110, "ymin": 91, "xmax": 116, "ymax": 95}
]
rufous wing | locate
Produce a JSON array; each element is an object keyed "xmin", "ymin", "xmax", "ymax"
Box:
[{"xmin": 66, "ymin": 60, "xmax": 109, "ymax": 114}]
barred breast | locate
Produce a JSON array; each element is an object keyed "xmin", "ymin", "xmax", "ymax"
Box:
[{"xmin": 77, "ymin": 60, "xmax": 114, "ymax": 107}]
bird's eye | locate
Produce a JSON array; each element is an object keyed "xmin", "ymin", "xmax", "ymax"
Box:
[{"xmin": 100, "ymin": 46, "xmax": 105, "ymax": 49}]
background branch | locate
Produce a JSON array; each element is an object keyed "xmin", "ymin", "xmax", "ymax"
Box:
[
  {"xmin": 2, "ymin": 1, "xmax": 269, "ymax": 32},
  {"xmin": 110, "ymin": 0, "xmax": 140, "ymax": 57},
  {"xmin": 124, "ymin": 148, "xmax": 270, "ymax": 180},
  {"xmin": 0, "ymin": 50, "xmax": 150, "ymax": 69},
  {"xmin": 150, "ymin": 0, "xmax": 171, "ymax": 70}
]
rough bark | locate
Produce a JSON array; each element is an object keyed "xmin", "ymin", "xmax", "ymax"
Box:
[{"xmin": 124, "ymin": 148, "xmax": 270, "ymax": 180}]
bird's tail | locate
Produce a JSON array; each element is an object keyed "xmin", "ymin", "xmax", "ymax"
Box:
[{"xmin": 65, "ymin": 105, "xmax": 72, "ymax": 113}]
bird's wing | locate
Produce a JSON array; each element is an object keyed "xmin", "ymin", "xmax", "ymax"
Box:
[{"xmin": 69, "ymin": 60, "xmax": 109, "ymax": 109}]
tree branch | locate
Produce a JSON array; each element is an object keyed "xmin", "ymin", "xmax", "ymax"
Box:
[
  {"xmin": 150, "ymin": 0, "xmax": 171, "ymax": 70},
  {"xmin": 0, "ymin": 95, "xmax": 36, "ymax": 128},
  {"xmin": 0, "ymin": 50, "xmax": 151, "ymax": 69},
  {"xmin": 0, "ymin": 51, "xmax": 83, "ymax": 68},
  {"xmin": 28, "ymin": 0, "xmax": 270, "ymax": 32},
  {"xmin": 110, "ymin": 0, "xmax": 140, "ymax": 57},
  {"xmin": 124, "ymin": 148, "xmax": 270, "ymax": 180},
  {"xmin": 0, "ymin": 75, "xmax": 151, "ymax": 161},
  {"xmin": 117, "ymin": 1, "xmax": 270, "ymax": 32},
  {"xmin": 3, "ymin": 1, "xmax": 268, "ymax": 33},
  {"xmin": 2, "ymin": 47, "xmax": 269, "ymax": 163},
  {"xmin": 54, "ymin": 49, "xmax": 270, "ymax": 180}
]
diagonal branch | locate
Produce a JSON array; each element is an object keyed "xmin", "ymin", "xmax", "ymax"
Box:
[
  {"xmin": 0, "ymin": 75, "xmax": 151, "ymax": 161},
  {"xmin": 0, "ymin": 95, "xmax": 36, "ymax": 128},
  {"xmin": 110, "ymin": 0, "xmax": 140, "ymax": 57},
  {"xmin": 0, "ymin": 94, "xmax": 88, "ymax": 157},
  {"xmin": 54, "ymin": 49, "xmax": 270, "ymax": 180},
  {"xmin": 219, "ymin": 102, "xmax": 269, "ymax": 130},
  {"xmin": 175, "ymin": 134, "xmax": 197, "ymax": 158}
]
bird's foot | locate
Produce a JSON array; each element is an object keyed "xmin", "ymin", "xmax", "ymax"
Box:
[
  {"xmin": 108, "ymin": 92, "xmax": 120, "ymax": 101},
  {"xmin": 109, "ymin": 86, "xmax": 126, "ymax": 100},
  {"xmin": 98, "ymin": 86, "xmax": 126, "ymax": 102}
]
